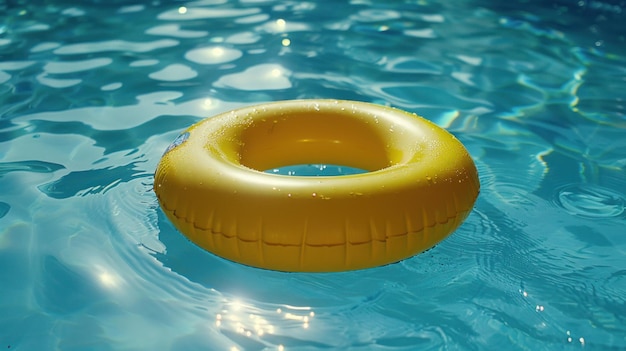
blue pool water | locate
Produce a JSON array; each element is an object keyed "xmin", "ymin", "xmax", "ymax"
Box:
[{"xmin": 1, "ymin": 0, "xmax": 625, "ymax": 350}]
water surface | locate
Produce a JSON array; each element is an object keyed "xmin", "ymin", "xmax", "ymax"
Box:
[{"xmin": 1, "ymin": 0, "xmax": 625, "ymax": 350}]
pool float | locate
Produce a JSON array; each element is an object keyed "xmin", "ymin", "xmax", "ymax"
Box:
[{"xmin": 154, "ymin": 100, "xmax": 479, "ymax": 272}]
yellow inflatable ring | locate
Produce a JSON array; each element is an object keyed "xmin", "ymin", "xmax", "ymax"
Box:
[{"xmin": 154, "ymin": 99, "xmax": 479, "ymax": 272}]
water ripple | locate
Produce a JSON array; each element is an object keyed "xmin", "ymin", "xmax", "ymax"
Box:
[
  {"xmin": 157, "ymin": 7, "xmax": 261, "ymax": 21},
  {"xmin": 554, "ymin": 183, "xmax": 625, "ymax": 219},
  {"xmin": 149, "ymin": 64, "xmax": 198, "ymax": 82},
  {"xmin": 214, "ymin": 63, "xmax": 292, "ymax": 91},
  {"xmin": 53, "ymin": 39, "xmax": 179, "ymax": 55},
  {"xmin": 0, "ymin": 202, "xmax": 9, "ymax": 219},
  {"xmin": 145, "ymin": 24, "xmax": 209, "ymax": 38},
  {"xmin": 43, "ymin": 58, "xmax": 113, "ymax": 74},
  {"xmin": 0, "ymin": 160, "xmax": 64, "ymax": 175},
  {"xmin": 185, "ymin": 46, "xmax": 243, "ymax": 65}
]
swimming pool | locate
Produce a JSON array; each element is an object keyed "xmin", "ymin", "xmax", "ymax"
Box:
[{"xmin": 1, "ymin": 0, "xmax": 625, "ymax": 349}]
